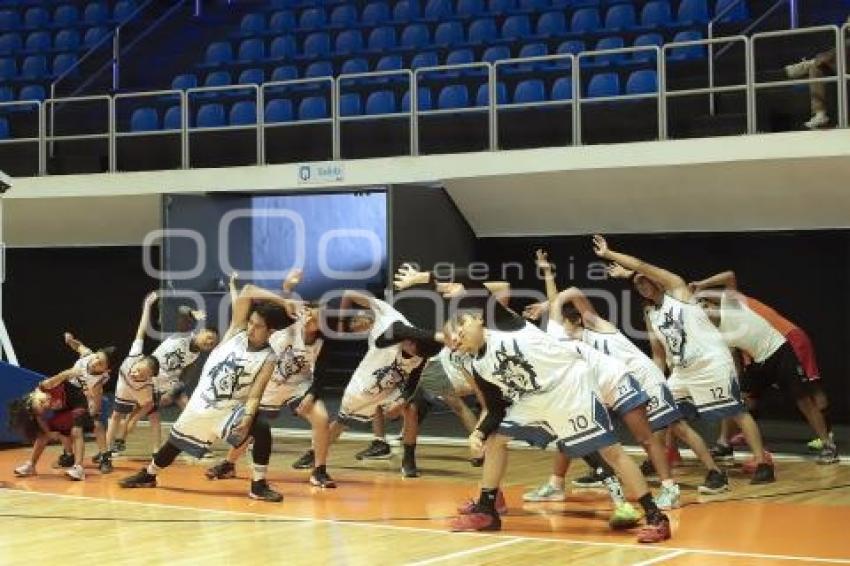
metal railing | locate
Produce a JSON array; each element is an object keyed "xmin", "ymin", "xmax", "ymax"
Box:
[
  {"xmin": 2, "ymin": 24, "xmax": 848, "ymax": 176},
  {"xmin": 44, "ymin": 94, "xmax": 112, "ymax": 171},
  {"xmin": 0, "ymin": 100, "xmax": 44, "ymax": 175}
]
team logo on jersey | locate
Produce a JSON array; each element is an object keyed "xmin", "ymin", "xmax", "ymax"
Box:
[
  {"xmin": 276, "ymin": 344, "xmax": 309, "ymax": 382},
  {"xmin": 162, "ymin": 348, "xmax": 187, "ymax": 372},
  {"xmin": 203, "ymin": 353, "xmax": 252, "ymax": 405},
  {"xmin": 493, "ymin": 340, "xmax": 540, "ymax": 399},
  {"xmin": 659, "ymin": 309, "xmax": 687, "ymax": 364},
  {"xmin": 368, "ymin": 360, "xmax": 405, "ymax": 394}
]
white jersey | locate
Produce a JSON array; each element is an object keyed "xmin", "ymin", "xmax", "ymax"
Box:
[
  {"xmin": 646, "ymin": 294, "xmax": 735, "ymax": 383},
  {"xmin": 152, "ymin": 334, "xmax": 200, "ymax": 390},
  {"xmin": 118, "ymin": 339, "xmax": 152, "ymax": 391},
  {"xmin": 347, "ymin": 298, "xmax": 424, "ymax": 396},
  {"xmin": 719, "ymin": 291, "xmax": 785, "ymax": 363},
  {"xmin": 581, "ymin": 327, "xmax": 666, "ymax": 388},
  {"xmin": 70, "ymin": 353, "xmax": 110, "ymax": 393},
  {"xmin": 436, "ymin": 346, "xmax": 472, "ymax": 391},
  {"xmin": 261, "ymin": 317, "xmax": 324, "ymax": 407},
  {"xmin": 186, "ymin": 330, "xmax": 272, "ymax": 411}
]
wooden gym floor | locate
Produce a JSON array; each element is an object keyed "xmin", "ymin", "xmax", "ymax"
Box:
[{"xmin": 1, "ymin": 430, "xmax": 849, "ymax": 566}]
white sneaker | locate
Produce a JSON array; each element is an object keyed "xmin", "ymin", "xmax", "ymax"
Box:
[
  {"xmin": 522, "ymin": 482, "xmax": 567, "ymax": 502},
  {"xmin": 65, "ymin": 464, "xmax": 85, "ymax": 481},
  {"xmin": 655, "ymin": 483, "xmax": 682, "ymax": 510},
  {"xmin": 785, "ymin": 58, "xmax": 814, "ymax": 79},
  {"xmin": 14, "ymin": 462, "xmax": 35, "ymax": 477},
  {"xmin": 804, "ymin": 111, "xmax": 830, "ymax": 129}
]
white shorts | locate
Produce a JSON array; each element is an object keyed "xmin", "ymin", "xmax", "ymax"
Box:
[
  {"xmin": 259, "ymin": 378, "xmax": 311, "ymax": 414},
  {"xmin": 668, "ymin": 363, "xmax": 743, "ymax": 421},
  {"xmin": 497, "ymin": 372, "xmax": 617, "ymax": 458},
  {"xmin": 336, "ymin": 381, "xmax": 403, "ymax": 427},
  {"xmin": 114, "ymin": 377, "xmax": 154, "ymax": 414},
  {"xmin": 169, "ymin": 403, "xmax": 244, "ymax": 458},
  {"xmin": 596, "ymin": 371, "xmax": 650, "ymax": 416}
]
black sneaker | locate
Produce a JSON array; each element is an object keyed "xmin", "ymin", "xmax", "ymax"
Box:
[
  {"xmin": 309, "ymin": 468, "xmax": 337, "ymax": 488},
  {"xmin": 639, "ymin": 459, "xmax": 656, "ymax": 478},
  {"xmin": 56, "ymin": 452, "xmax": 74, "ymax": 469},
  {"xmin": 470, "ymin": 456, "xmax": 485, "ymax": 468},
  {"xmin": 111, "ymin": 439, "xmax": 126, "ymax": 454},
  {"xmin": 401, "ymin": 457, "xmax": 420, "ymax": 478},
  {"xmin": 750, "ymin": 463, "xmax": 776, "ymax": 485},
  {"xmin": 119, "ymin": 468, "xmax": 157, "ymax": 488},
  {"xmin": 697, "ymin": 469, "xmax": 729, "ymax": 494},
  {"xmin": 205, "ymin": 461, "xmax": 236, "ymax": 480},
  {"xmin": 710, "ymin": 443, "xmax": 734, "ymax": 462},
  {"xmin": 355, "ymin": 439, "xmax": 392, "ymax": 461},
  {"xmin": 817, "ymin": 443, "xmax": 839, "ymax": 465},
  {"xmin": 571, "ymin": 467, "xmax": 606, "ymax": 488},
  {"xmin": 99, "ymin": 454, "xmax": 114, "ymax": 474},
  {"xmin": 250, "ymin": 479, "xmax": 283, "ymax": 502},
  {"xmin": 292, "ymin": 449, "xmax": 315, "ymax": 470},
  {"xmin": 91, "ymin": 452, "xmax": 103, "ymax": 465}
]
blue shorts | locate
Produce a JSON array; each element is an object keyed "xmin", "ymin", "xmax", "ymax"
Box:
[
  {"xmin": 610, "ymin": 374, "xmax": 651, "ymax": 416},
  {"xmin": 647, "ymin": 383, "xmax": 683, "ymax": 432}
]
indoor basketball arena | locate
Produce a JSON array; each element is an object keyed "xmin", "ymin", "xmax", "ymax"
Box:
[{"xmin": 0, "ymin": 0, "xmax": 849, "ymax": 563}]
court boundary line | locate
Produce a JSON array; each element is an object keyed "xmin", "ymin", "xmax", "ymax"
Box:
[
  {"xmin": 631, "ymin": 550, "xmax": 690, "ymax": 566},
  {"xmin": 3, "ymin": 488, "xmax": 850, "ymax": 564},
  {"xmin": 404, "ymin": 538, "xmax": 525, "ymax": 565}
]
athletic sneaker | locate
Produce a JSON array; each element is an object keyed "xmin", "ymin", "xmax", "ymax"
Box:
[
  {"xmin": 522, "ymin": 482, "xmax": 567, "ymax": 502},
  {"xmin": 697, "ymin": 469, "xmax": 730, "ymax": 495},
  {"xmin": 609, "ymin": 503, "xmax": 641, "ymax": 529},
  {"xmin": 450, "ymin": 512, "xmax": 501, "ymax": 532},
  {"xmin": 99, "ymin": 454, "xmax": 114, "ymax": 474},
  {"xmin": 205, "ymin": 461, "xmax": 236, "ymax": 480},
  {"xmin": 808, "ymin": 438, "xmax": 825, "ymax": 452},
  {"xmin": 816, "ymin": 443, "xmax": 839, "ymax": 465},
  {"xmin": 636, "ymin": 516, "xmax": 672, "ymax": 543},
  {"xmin": 56, "ymin": 452, "xmax": 74, "ymax": 468},
  {"xmin": 119, "ymin": 468, "xmax": 157, "ymax": 488},
  {"xmin": 249, "ymin": 479, "xmax": 283, "ymax": 502},
  {"xmin": 14, "ymin": 462, "xmax": 35, "ymax": 477},
  {"xmin": 805, "ymin": 111, "xmax": 830, "ymax": 129},
  {"xmin": 639, "ymin": 459, "xmax": 657, "ymax": 478},
  {"xmin": 572, "ymin": 468, "xmax": 606, "ymax": 488},
  {"xmin": 309, "ymin": 468, "xmax": 337, "ymax": 489},
  {"xmin": 292, "ymin": 449, "xmax": 315, "ymax": 470},
  {"xmin": 111, "ymin": 439, "xmax": 126, "ymax": 454},
  {"xmin": 91, "ymin": 452, "xmax": 103, "ymax": 465},
  {"xmin": 65, "ymin": 464, "xmax": 85, "ymax": 481},
  {"xmin": 750, "ymin": 463, "xmax": 776, "ymax": 485},
  {"xmin": 785, "ymin": 58, "xmax": 814, "ymax": 79},
  {"xmin": 655, "ymin": 484, "xmax": 681, "ymax": 510},
  {"xmin": 355, "ymin": 439, "xmax": 391, "ymax": 461},
  {"xmin": 710, "ymin": 443, "xmax": 734, "ymax": 462},
  {"xmin": 742, "ymin": 451, "xmax": 774, "ymax": 474},
  {"xmin": 401, "ymin": 457, "xmax": 419, "ymax": 478},
  {"xmin": 469, "ymin": 456, "xmax": 484, "ymax": 468},
  {"xmin": 458, "ymin": 491, "xmax": 508, "ymax": 515},
  {"xmin": 728, "ymin": 433, "xmax": 747, "ymax": 447}
]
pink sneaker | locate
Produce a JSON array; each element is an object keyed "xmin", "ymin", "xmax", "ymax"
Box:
[
  {"xmin": 457, "ymin": 490, "xmax": 508, "ymax": 515},
  {"xmin": 637, "ymin": 517, "xmax": 672, "ymax": 543},
  {"xmin": 742, "ymin": 451, "xmax": 774, "ymax": 474},
  {"xmin": 729, "ymin": 433, "xmax": 747, "ymax": 447},
  {"xmin": 449, "ymin": 512, "xmax": 502, "ymax": 532}
]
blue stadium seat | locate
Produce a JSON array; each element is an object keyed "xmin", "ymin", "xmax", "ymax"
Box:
[
  {"xmin": 229, "ymin": 100, "xmax": 257, "ymax": 125},
  {"xmin": 0, "ymin": 57, "xmax": 16, "ymax": 80},
  {"xmin": 0, "ymin": 11, "xmax": 20, "ymax": 32},
  {"xmin": 536, "ymin": 11, "xmax": 566, "ymax": 37},
  {"xmin": 172, "ymin": 73, "xmax": 198, "ymax": 90},
  {"xmin": 514, "ymin": 79, "xmax": 545, "ymax": 103},
  {"xmin": 556, "ymin": 39, "xmax": 584, "ymax": 55},
  {"xmin": 633, "ymin": 33, "xmax": 662, "ymax": 63},
  {"xmin": 551, "ymin": 76, "xmax": 572, "ymax": 100},
  {"xmin": 361, "ymin": 2, "xmax": 390, "ymax": 25},
  {"xmin": 204, "ymin": 70, "xmax": 231, "ymax": 87},
  {"xmin": 423, "ymin": 0, "xmax": 452, "ymax": 20},
  {"xmin": 302, "ymin": 32, "xmax": 330, "ymax": 58},
  {"xmin": 587, "ymin": 72, "xmax": 619, "ymax": 97},
  {"xmin": 365, "ymin": 90, "xmax": 396, "ymax": 114},
  {"xmin": 501, "ymin": 15, "xmax": 531, "ymax": 40},
  {"xmin": 392, "ymin": 0, "xmax": 420, "ymax": 22},
  {"xmin": 54, "ymin": 29, "xmax": 80, "ymax": 51},
  {"xmin": 0, "ymin": 86, "xmax": 12, "ymax": 101},
  {"xmin": 400, "ymin": 24, "xmax": 429, "ymax": 49},
  {"xmin": 438, "ymin": 84, "xmax": 469, "ymax": 109},
  {"xmin": 52, "ymin": 53, "xmax": 77, "ymax": 77},
  {"xmin": 205, "ymin": 42, "xmax": 233, "ymax": 66},
  {"xmin": 402, "ymin": 87, "xmax": 432, "ymax": 111},
  {"xmin": 299, "ymin": 8, "xmax": 326, "ymax": 30},
  {"xmin": 23, "ymin": 7, "xmax": 49, "ymax": 30},
  {"xmin": 238, "ymin": 13, "xmax": 266, "ymax": 36},
  {"xmin": 265, "ymin": 98, "xmax": 294, "ymax": 123},
  {"xmin": 0, "ymin": 32, "xmax": 21, "ymax": 55},
  {"xmin": 434, "ymin": 21, "xmax": 463, "ymax": 47},
  {"xmin": 410, "ymin": 51, "xmax": 438, "ymax": 69},
  {"xmin": 130, "ymin": 107, "xmax": 160, "ymax": 132},
  {"xmin": 305, "ymin": 60, "xmax": 333, "ymax": 77},
  {"xmin": 339, "ymin": 92, "xmax": 362, "ymax": 116},
  {"xmin": 83, "ymin": 27, "xmax": 108, "ymax": 48},
  {"xmin": 269, "ymin": 11, "xmax": 296, "ymax": 32},
  {"xmin": 0, "ymin": 117, "xmax": 9, "ymax": 140},
  {"xmin": 340, "ymin": 58, "xmax": 368, "ymax": 74},
  {"xmin": 238, "ymin": 68, "xmax": 265, "ymax": 85},
  {"xmin": 626, "ymin": 69, "xmax": 657, "ymax": 94},
  {"xmin": 482, "ymin": 45, "xmax": 510, "ymax": 63},
  {"xmin": 677, "ymin": 0, "xmax": 709, "ymax": 25},
  {"xmin": 456, "ymin": 0, "xmax": 484, "ymax": 19},
  {"xmin": 53, "ymin": 5, "xmax": 80, "ymax": 27},
  {"xmin": 571, "ymin": 8, "xmax": 600, "ymax": 33},
  {"xmin": 163, "ymin": 105, "xmax": 182, "ymax": 129},
  {"xmin": 640, "ymin": 1, "xmax": 672, "ymax": 29},
  {"xmin": 21, "ymin": 55, "xmax": 47, "ymax": 79},
  {"xmin": 604, "ymin": 4, "xmax": 636, "ymax": 31},
  {"xmin": 197, "ymin": 103, "xmax": 226, "ymax": 128},
  {"xmin": 238, "ymin": 38, "xmax": 265, "ymax": 62},
  {"xmin": 269, "ymin": 35, "xmax": 296, "ymax": 59},
  {"xmin": 519, "ymin": 0, "xmax": 548, "ymax": 11},
  {"xmin": 519, "ymin": 42, "xmax": 547, "ymax": 58},
  {"xmin": 83, "ymin": 3, "xmax": 109, "ymax": 25},
  {"xmin": 113, "ymin": 0, "xmax": 136, "ymax": 23},
  {"xmin": 19, "ymin": 84, "xmax": 46, "ymax": 101},
  {"xmin": 376, "ymin": 54, "xmax": 402, "ymax": 71},
  {"xmin": 487, "ymin": 0, "xmax": 515, "ymax": 14},
  {"xmin": 668, "ymin": 30, "xmax": 704, "ymax": 61},
  {"xmin": 446, "ymin": 48, "xmax": 474, "ymax": 66},
  {"xmin": 329, "ymin": 4, "xmax": 357, "ymax": 28},
  {"xmin": 335, "ymin": 30, "xmax": 363, "ymax": 54},
  {"xmin": 24, "ymin": 31, "xmax": 50, "ymax": 53},
  {"xmin": 475, "ymin": 81, "xmax": 507, "ymax": 105},
  {"xmin": 368, "ymin": 26, "xmax": 397, "ymax": 51},
  {"xmin": 271, "ymin": 64, "xmax": 298, "ymax": 81},
  {"xmin": 298, "ymin": 96, "xmax": 328, "ymax": 119},
  {"xmin": 715, "ymin": 0, "xmax": 749, "ymax": 22},
  {"xmin": 590, "ymin": 36, "xmax": 625, "ymax": 66},
  {"xmin": 468, "ymin": 18, "xmax": 497, "ymax": 45}
]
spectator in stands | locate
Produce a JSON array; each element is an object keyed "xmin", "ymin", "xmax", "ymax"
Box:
[{"xmin": 784, "ymin": 15, "xmax": 850, "ymax": 129}]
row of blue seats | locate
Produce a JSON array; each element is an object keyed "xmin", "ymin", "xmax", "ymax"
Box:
[
  {"xmin": 0, "ymin": 26, "xmax": 110, "ymax": 54},
  {"xmin": 0, "ymin": 51, "xmax": 76, "ymax": 79},
  {"xmin": 0, "ymin": 1, "xmax": 134, "ymax": 30},
  {"xmin": 128, "ymin": 69, "xmax": 653, "ymax": 131},
  {"xmin": 232, "ymin": 0, "xmax": 744, "ymax": 36},
  {"xmin": 0, "ymin": 83, "xmax": 48, "ymax": 102}
]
